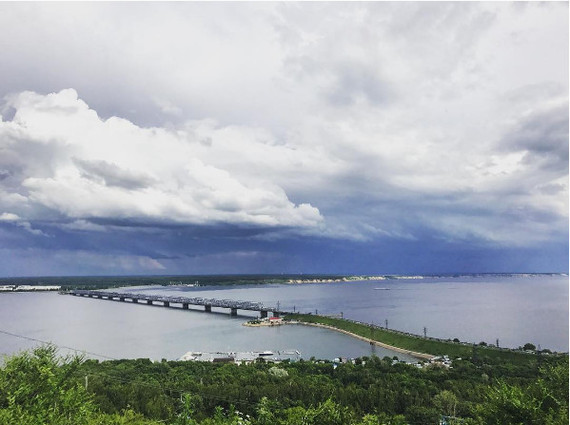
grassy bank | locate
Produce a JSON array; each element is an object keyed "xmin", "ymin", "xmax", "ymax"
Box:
[{"xmin": 285, "ymin": 314, "xmax": 549, "ymax": 364}]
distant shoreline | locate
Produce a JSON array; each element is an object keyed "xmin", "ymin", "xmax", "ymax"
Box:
[
  {"xmin": 282, "ymin": 273, "xmax": 568, "ymax": 285},
  {"xmin": 284, "ymin": 275, "xmax": 417, "ymax": 284}
]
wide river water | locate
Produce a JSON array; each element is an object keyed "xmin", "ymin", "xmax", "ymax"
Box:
[{"xmin": 0, "ymin": 275, "xmax": 567, "ymax": 361}]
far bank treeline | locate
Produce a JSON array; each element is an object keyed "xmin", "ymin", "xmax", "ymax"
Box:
[
  {"xmin": 0, "ymin": 345, "xmax": 567, "ymax": 425},
  {"xmin": 0, "ymin": 274, "xmax": 349, "ymax": 290},
  {"xmin": 2, "ymin": 273, "xmax": 558, "ymax": 290}
]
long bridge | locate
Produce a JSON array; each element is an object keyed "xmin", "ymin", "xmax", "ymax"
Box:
[{"xmin": 66, "ymin": 289, "xmax": 287, "ymax": 317}]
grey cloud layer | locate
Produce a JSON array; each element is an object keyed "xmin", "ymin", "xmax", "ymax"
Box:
[
  {"xmin": 0, "ymin": 2, "xmax": 567, "ymax": 274},
  {"xmin": 503, "ymin": 103, "xmax": 569, "ymax": 171},
  {"xmin": 74, "ymin": 158, "xmax": 157, "ymax": 190}
]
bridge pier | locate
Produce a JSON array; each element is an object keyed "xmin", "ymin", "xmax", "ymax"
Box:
[
  {"xmin": 164, "ymin": 301, "xmax": 170, "ymax": 307},
  {"xmin": 132, "ymin": 298, "xmax": 138, "ymax": 303},
  {"xmin": 182, "ymin": 303, "xmax": 189, "ymax": 309},
  {"xmin": 147, "ymin": 300, "xmax": 153, "ymax": 305},
  {"xmin": 97, "ymin": 295, "xmax": 103, "ymax": 299},
  {"xmin": 230, "ymin": 308, "xmax": 238, "ymax": 316},
  {"xmin": 260, "ymin": 311, "xmax": 268, "ymax": 318},
  {"xmin": 205, "ymin": 305, "xmax": 211, "ymax": 312},
  {"xmin": 120, "ymin": 297, "xmax": 125, "ymax": 302}
]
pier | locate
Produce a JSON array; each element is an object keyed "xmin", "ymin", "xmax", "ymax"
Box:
[{"xmin": 66, "ymin": 289, "xmax": 287, "ymax": 317}]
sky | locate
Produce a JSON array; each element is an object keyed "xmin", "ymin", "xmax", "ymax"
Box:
[{"xmin": 0, "ymin": 2, "xmax": 567, "ymax": 277}]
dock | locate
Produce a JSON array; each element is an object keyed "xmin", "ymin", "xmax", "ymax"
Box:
[{"xmin": 179, "ymin": 350, "xmax": 301, "ymax": 363}]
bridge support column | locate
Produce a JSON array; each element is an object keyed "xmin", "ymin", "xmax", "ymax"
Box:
[
  {"xmin": 147, "ymin": 300, "xmax": 153, "ymax": 305},
  {"xmin": 97, "ymin": 295, "xmax": 103, "ymax": 299},
  {"xmin": 230, "ymin": 308, "xmax": 238, "ymax": 316},
  {"xmin": 164, "ymin": 301, "xmax": 170, "ymax": 307},
  {"xmin": 182, "ymin": 303, "xmax": 189, "ymax": 309},
  {"xmin": 205, "ymin": 305, "xmax": 211, "ymax": 312},
  {"xmin": 120, "ymin": 297, "xmax": 125, "ymax": 302},
  {"xmin": 132, "ymin": 298, "xmax": 138, "ymax": 304},
  {"xmin": 260, "ymin": 311, "xmax": 268, "ymax": 318}
]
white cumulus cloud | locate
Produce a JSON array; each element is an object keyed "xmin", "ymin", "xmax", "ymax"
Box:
[{"xmin": 0, "ymin": 89, "xmax": 323, "ymax": 230}]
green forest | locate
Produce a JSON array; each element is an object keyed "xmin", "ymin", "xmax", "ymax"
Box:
[{"xmin": 0, "ymin": 345, "xmax": 567, "ymax": 425}]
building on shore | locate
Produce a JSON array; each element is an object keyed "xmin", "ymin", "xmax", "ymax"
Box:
[
  {"xmin": 0, "ymin": 285, "xmax": 61, "ymax": 292},
  {"xmin": 179, "ymin": 350, "xmax": 301, "ymax": 364}
]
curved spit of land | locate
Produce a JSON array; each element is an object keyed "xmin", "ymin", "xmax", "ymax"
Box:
[
  {"xmin": 292, "ymin": 320, "xmax": 435, "ymax": 360},
  {"xmin": 284, "ymin": 314, "xmax": 559, "ymax": 364}
]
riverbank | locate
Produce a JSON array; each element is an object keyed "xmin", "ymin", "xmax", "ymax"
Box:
[
  {"xmin": 288, "ymin": 320, "xmax": 434, "ymax": 360},
  {"xmin": 285, "ymin": 314, "xmax": 552, "ymax": 364},
  {"xmin": 243, "ymin": 316, "xmax": 432, "ymax": 360}
]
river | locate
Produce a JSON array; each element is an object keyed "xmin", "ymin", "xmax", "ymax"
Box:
[{"xmin": 0, "ymin": 274, "xmax": 567, "ymax": 361}]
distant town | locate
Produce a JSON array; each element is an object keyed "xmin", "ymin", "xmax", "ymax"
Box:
[
  {"xmin": 0, "ymin": 284, "xmax": 61, "ymax": 292},
  {"xmin": 285, "ymin": 275, "xmax": 424, "ymax": 284}
]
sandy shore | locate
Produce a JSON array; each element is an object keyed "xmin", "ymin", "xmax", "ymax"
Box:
[{"xmin": 289, "ymin": 320, "xmax": 435, "ymax": 360}]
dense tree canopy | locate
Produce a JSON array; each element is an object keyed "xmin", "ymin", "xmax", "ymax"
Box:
[{"xmin": 0, "ymin": 346, "xmax": 567, "ymax": 424}]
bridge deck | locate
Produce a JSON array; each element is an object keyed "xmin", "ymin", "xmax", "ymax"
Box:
[{"xmin": 68, "ymin": 289, "xmax": 279, "ymax": 313}]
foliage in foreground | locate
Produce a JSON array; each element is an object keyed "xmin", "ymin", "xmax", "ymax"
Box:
[{"xmin": 0, "ymin": 346, "xmax": 567, "ymax": 424}]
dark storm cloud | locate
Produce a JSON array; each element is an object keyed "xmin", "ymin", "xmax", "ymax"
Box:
[
  {"xmin": 84, "ymin": 217, "xmax": 292, "ymax": 239},
  {"xmin": 7, "ymin": 218, "xmax": 299, "ymax": 266}
]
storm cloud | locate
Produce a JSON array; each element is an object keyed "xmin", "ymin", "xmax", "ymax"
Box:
[{"xmin": 0, "ymin": 2, "xmax": 567, "ymax": 275}]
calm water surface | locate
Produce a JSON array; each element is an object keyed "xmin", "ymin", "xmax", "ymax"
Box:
[{"xmin": 0, "ymin": 275, "xmax": 567, "ymax": 361}]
